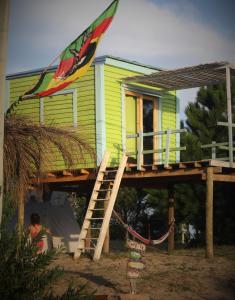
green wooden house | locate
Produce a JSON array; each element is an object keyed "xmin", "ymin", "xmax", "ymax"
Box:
[{"xmin": 6, "ymin": 55, "xmax": 180, "ymax": 171}]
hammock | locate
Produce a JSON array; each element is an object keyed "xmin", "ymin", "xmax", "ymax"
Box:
[{"xmin": 112, "ymin": 210, "xmax": 175, "ymax": 246}]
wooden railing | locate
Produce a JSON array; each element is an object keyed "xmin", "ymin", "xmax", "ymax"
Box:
[
  {"xmin": 126, "ymin": 128, "xmax": 187, "ymax": 170},
  {"xmin": 201, "ymin": 141, "xmax": 235, "ymax": 161}
]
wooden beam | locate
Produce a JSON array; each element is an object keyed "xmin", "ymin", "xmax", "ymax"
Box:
[
  {"xmin": 31, "ymin": 173, "xmax": 95, "ymax": 184},
  {"xmin": 153, "ymin": 99, "xmax": 158, "ymax": 165},
  {"xmin": 123, "ymin": 168, "xmax": 205, "ymax": 178},
  {"xmin": 47, "ymin": 172, "xmax": 56, "ymax": 177},
  {"xmin": 62, "ymin": 170, "xmax": 73, "ymax": 176},
  {"xmin": 17, "ymin": 188, "xmax": 25, "ymax": 235},
  {"xmin": 212, "ymin": 174, "xmax": 235, "ymax": 182},
  {"xmin": 80, "ymin": 169, "xmax": 90, "ymax": 175},
  {"xmin": 226, "ymin": 66, "xmax": 233, "ymax": 167},
  {"xmin": 205, "ymin": 167, "xmax": 214, "ymax": 259}
]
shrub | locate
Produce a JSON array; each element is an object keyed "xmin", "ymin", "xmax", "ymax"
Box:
[{"xmin": 0, "ymin": 228, "xmax": 94, "ymax": 300}]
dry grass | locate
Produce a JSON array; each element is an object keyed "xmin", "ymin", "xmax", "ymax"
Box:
[{"xmin": 4, "ymin": 113, "xmax": 95, "ymax": 199}]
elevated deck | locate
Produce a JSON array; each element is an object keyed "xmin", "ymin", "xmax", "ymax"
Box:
[{"xmin": 31, "ymin": 159, "xmax": 235, "ymax": 191}]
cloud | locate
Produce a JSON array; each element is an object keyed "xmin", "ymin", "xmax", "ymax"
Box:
[{"xmin": 8, "ymin": 0, "xmax": 235, "ymax": 74}]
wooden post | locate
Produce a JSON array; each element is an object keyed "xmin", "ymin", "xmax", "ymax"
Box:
[
  {"xmin": 153, "ymin": 100, "xmax": 158, "ymax": 165},
  {"xmin": 226, "ymin": 66, "xmax": 233, "ymax": 167},
  {"xmin": 17, "ymin": 187, "xmax": 25, "ymax": 235},
  {"xmin": 168, "ymin": 187, "xmax": 175, "ymax": 253},
  {"xmin": 165, "ymin": 129, "xmax": 171, "ymax": 168},
  {"xmin": 206, "ymin": 167, "xmax": 214, "ymax": 259},
  {"xmin": 0, "ymin": 0, "xmax": 9, "ymax": 226}
]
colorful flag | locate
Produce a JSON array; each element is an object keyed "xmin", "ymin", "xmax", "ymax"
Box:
[{"xmin": 23, "ymin": 0, "xmax": 119, "ymax": 99}]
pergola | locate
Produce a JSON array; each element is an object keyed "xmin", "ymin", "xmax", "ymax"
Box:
[
  {"xmin": 124, "ymin": 61, "xmax": 235, "ymax": 258},
  {"xmin": 125, "ymin": 61, "xmax": 235, "ymax": 166}
]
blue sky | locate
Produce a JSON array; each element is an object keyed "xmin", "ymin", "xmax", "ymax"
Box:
[{"xmin": 7, "ymin": 0, "xmax": 235, "ymax": 118}]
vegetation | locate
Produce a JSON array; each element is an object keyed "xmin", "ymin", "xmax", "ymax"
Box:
[
  {"xmin": 4, "ymin": 113, "xmax": 94, "ymax": 197},
  {"xmin": 0, "ymin": 226, "xmax": 95, "ymax": 300}
]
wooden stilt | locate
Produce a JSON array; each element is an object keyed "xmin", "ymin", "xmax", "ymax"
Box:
[
  {"xmin": 206, "ymin": 167, "xmax": 214, "ymax": 259},
  {"xmin": 168, "ymin": 187, "xmax": 175, "ymax": 254},
  {"xmin": 17, "ymin": 188, "xmax": 25, "ymax": 235}
]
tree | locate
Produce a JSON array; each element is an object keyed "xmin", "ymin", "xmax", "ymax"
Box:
[
  {"xmin": 179, "ymin": 81, "xmax": 235, "ymax": 244},
  {"xmin": 3, "ymin": 113, "xmax": 94, "ymax": 231}
]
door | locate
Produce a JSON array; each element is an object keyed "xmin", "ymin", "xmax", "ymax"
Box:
[
  {"xmin": 125, "ymin": 94, "xmax": 137, "ymax": 161},
  {"xmin": 125, "ymin": 91, "xmax": 158, "ymax": 165}
]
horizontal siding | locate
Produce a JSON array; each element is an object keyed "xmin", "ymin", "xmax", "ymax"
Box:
[
  {"xmin": 161, "ymin": 92, "xmax": 177, "ymax": 162},
  {"xmin": 104, "ymin": 65, "xmax": 140, "ymax": 166},
  {"xmin": 8, "ymin": 66, "xmax": 96, "ymax": 172}
]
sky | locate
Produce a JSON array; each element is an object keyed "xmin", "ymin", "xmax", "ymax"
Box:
[{"xmin": 7, "ymin": 0, "xmax": 235, "ymax": 119}]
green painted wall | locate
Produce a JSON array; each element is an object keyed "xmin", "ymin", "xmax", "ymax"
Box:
[
  {"xmin": 161, "ymin": 92, "xmax": 177, "ymax": 163},
  {"xmin": 104, "ymin": 64, "xmax": 177, "ymax": 166},
  {"xmin": 8, "ymin": 67, "xmax": 96, "ymax": 171},
  {"xmin": 104, "ymin": 64, "xmax": 139, "ymax": 166},
  {"xmin": 7, "ymin": 58, "xmax": 178, "ymax": 171}
]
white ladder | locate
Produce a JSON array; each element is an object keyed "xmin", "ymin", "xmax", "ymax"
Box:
[{"xmin": 74, "ymin": 151, "xmax": 128, "ymax": 260}]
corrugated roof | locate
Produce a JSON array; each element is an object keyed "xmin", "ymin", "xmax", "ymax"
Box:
[{"xmin": 124, "ymin": 61, "xmax": 235, "ymax": 90}]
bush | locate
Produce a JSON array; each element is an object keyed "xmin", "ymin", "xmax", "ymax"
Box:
[{"xmin": 0, "ymin": 228, "xmax": 95, "ymax": 300}]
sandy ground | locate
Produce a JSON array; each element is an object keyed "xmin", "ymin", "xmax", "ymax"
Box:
[{"xmin": 51, "ymin": 245, "xmax": 235, "ymax": 300}]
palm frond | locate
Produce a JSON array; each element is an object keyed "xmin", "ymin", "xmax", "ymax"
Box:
[{"xmin": 4, "ymin": 114, "xmax": 95, "ymax": 196}]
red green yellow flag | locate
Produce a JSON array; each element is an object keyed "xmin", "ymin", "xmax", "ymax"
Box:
[{"xmin": 23, "ymin": 0, "xmax": 119, "ymax": 99}]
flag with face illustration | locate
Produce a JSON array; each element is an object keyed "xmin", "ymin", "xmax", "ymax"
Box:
[{"xmin": 22, "ymin": 0, "xmax": 119, "ymax": 99}]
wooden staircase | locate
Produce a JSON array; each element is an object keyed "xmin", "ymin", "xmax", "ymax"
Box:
[{"xmin": 74, "ymin": 151, "xmax": 128, "ymax": 261}]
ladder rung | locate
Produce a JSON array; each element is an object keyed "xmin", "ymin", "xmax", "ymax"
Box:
[
  {"xmin": 95, "ymin": 198, "xmax": 108, "ymax": 201},
  {"xmin": 104, "ymin": 170, "xmax": 117, "ymax": 173},
  {"xmin": 91, "ymin": 227, "xmax": 101, "ymax": 230},
  {"xmin": 88, "ymin": 218, "xmax": 104, "ymax": 220},
  {"xmin": 90, "ymin": 208, "xmax": 104, "ymax": 211},
  {"xmin": 101, "ymin": 179, "xmax": 114, "ymax": 182},
  {"xmin": 96, "ymin": 189, "xmax": 112, "ymax": 192},
  {"xmin": 84, "ymin": 247, "xmax": 96, "ymax": 250}
]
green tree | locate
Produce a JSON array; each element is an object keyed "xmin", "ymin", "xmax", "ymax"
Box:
[{"xmin": 179, "ymin": 81, "xmax": 235, "ymax": 244}]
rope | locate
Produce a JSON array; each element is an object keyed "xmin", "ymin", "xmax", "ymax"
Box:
[{"xmin": 112, "ymin": 209, "xmax": 175, "ymax": 246}]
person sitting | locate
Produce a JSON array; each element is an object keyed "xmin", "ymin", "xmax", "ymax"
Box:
[{"xmin": 28, "ymin": 213, "xmax": 50, "ymax": 254}]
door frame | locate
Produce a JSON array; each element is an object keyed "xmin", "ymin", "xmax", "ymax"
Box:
[{"xmin": 125, "ymin": 90, "xmax": 158, "ymax": 165}]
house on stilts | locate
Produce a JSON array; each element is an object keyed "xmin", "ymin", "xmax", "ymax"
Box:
[{"xmin": 6, "ymin": 56, "xmax": 235, "ymax": 260}]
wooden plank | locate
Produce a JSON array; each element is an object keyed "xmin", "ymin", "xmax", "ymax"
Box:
[
  {"xmin": 80, "ymin": 169, "xmax": 90, "ymax": 175},
  {"xmin": 74, "ymin": 151, "xmax": 110, "ymax": 259},
  {"xmin": 153, "ymin": 99, "xmax": 158, "ymax": 165},
  {"xmin": 212, "ymin": 174, "xmax": 235, "ymax": 182},
  {"xmin": 205, "ymin": 167, "xmax": 214, "ymax": 259},
  {"xmin": 62, "ymin": 170, "xmax": 73, "ymax": 176},
  {"xmin": 93, "ymin": 154, "xmax": 128, "ymax": 261},
  {"xmin": 226, "ymin": 66, "xmax": 233, "ymax": 167}
]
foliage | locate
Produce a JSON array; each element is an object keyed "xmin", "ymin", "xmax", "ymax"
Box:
[
  {"xmin": 0, "ymin": 227, "xmax": 95, "ymax": 300},
  {"xmin": 4, "ymin": 113, "xmax": 95, "ymax": 199},
  {"xmin": 179, "ymin": 81, "xmax": 235, "ymax": 245}
]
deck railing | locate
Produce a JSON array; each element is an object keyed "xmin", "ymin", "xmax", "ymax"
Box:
[
  {"xmin": 201, "ymin": 141, "xmax": 235, "ymax": 161},
  {"xmin": 126, "ymin": 128, "xmax": 187, "ymax": 170}
]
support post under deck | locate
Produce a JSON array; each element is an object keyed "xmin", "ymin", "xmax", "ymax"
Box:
[
  {"xmin": 206, "ymin": 167, "xmax": 214, "ymax": 259},
  {"xmin": 168, "ymin": 187, "xmax": 175, "ymax": 254}
]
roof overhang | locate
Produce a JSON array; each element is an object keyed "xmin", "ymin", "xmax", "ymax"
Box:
[{"xmin": 124, "ymin": 61, "xmax": 235, "ymax": 91}]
